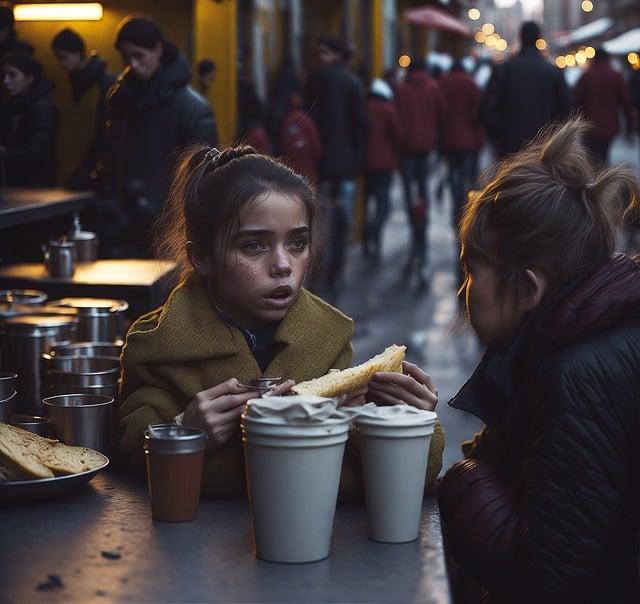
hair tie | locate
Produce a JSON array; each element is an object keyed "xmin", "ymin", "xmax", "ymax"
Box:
[{"xmin": 204, "ymin": 147, "xmax": 221, "ymax": 169}]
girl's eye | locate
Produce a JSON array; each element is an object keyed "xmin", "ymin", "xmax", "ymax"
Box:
[
  {"xmin": 289, "ymin": 238, "xmax": 309, "ymax": 251},
  {"xmin": 242, "ymin": 240, "xmax": 266, "ymax": 253}
]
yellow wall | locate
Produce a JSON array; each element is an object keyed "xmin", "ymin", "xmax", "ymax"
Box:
[
  {"xmin": 14, "ymin": 0, "xmax": 194, "ymax": 185},
  {"xmin": 193, "ymin": 0, "xmax": 236, "ymax": 146}
]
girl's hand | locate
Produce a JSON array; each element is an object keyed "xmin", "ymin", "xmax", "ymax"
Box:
[
  {"xmin": 183, "ymin": 378, "xmax": 257, "ymax": 447},
  {"xmin": 337, "ymin": 386, "xmax": 368, "ymax": 407},
  {"xmin": 367, "ymin": 361, "xmax": 438, "ymax": 411},
  {"xmin": 266, "ymin": 379, "xmax": 296, "ymax": 396}
]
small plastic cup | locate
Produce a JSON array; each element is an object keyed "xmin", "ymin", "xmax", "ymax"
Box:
[{"xmin": 144, "ymin": 424, "xmax": 206, "ymax": 522}]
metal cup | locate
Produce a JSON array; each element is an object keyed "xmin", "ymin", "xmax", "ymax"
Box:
[
  {"xmin": 0, "ymin": 390, "xmax": 16, "ymax": 423},
  {"xmin": 43, "ymin": 394, "xmax": 115, "ymax": 454},
  {"xmin": 48, "ymin": 341, "xmax": 124, "ymax": 358},
  {"xmin": 11, "ymin": 414, "xmax": 49, "ymax": 437},
  {"xmin": 43, "ymin": 239, "xmax": 75, "ymax": 278},
  {"xmin": 0, "ymin": 372, "xmax": 17, "ymax": 400},
  {"xmin": 0, "ymin": 290, "xmax": 47, "ymax": 305}
]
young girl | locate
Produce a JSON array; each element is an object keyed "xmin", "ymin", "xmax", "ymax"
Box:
[
  {"xmin": 117, "ymin": 146, "xmax": 443, "ymax": 500},
  {"xmin": 438, "ymin": 118, "xmax": 640, "ymax": 603}
]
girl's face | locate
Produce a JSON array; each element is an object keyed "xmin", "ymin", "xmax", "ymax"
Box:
[
  {"xmin": 119, "ymin": 40, "xmax": 162, "ymax": 81},
  {"xmin": 461, "ymin": 250, "xmax": 521, "ymax": 347},
  {"xmin": 2, "ymin": 65, "xmax": 33, "ymax": 97},
  {"xmin": 213, "ymin": 191, "xmax": 311, "ymax": 332}
]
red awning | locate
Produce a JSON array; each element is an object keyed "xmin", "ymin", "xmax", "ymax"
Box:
[{"xmin": 405, "ymin": 6, "xmax": 471, "ymax": 37}]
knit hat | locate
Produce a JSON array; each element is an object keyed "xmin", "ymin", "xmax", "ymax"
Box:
[{"xmin": 2, "ymin": 52, "xmax": 42, "ymax": 78}]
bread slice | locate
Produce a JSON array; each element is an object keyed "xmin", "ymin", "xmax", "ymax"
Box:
[
  {"xmin": 39, "ymin": 445, "xmax": 105, "ymax": 475},
  {"xmin": 294, "ymin": 344, "xmax": 406, "ymax": 397},
  {"xmin": 0, "ymin": 423, "xmax": 55, "ymax": 479},
  {"xmin": 0, "ymin": 423, "xmax": 105, "ymax": 480}
]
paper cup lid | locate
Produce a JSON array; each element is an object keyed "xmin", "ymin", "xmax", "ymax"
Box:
[{"xmin": 352, "ymin": 404, "xmax": 437, "ymax": 427}]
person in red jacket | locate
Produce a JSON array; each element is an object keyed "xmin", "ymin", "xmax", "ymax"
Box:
[
  {"xmin": 362, "ymin": 78, "xmax": 402, "ymax": 262},
  {"xmin": 280, "ymin": 93, "xmax": 322, "ymax": 184},
  {"xmin": 574, "ymin": 48, "xmax": 634, "ymax": 165},
  {"xmin": 395, "ymin": 57, "xmax": 445, "ymax": 284}
]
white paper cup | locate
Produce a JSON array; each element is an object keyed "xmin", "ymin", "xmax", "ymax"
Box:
[
  {"xmin": 241, "ymin": 401, "xmax": 349, "ymax": 563},
  {"xmin": 354, "ymin": 409, "xmax": 437, "ymax": 543}
]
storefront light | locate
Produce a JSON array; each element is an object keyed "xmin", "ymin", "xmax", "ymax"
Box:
[{"xmin": 14, "ymin": 3, "xmax": 103, "ymax": 21}]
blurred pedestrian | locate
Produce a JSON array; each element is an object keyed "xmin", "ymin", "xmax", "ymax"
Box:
[
  {"xmin": 51, "ymin": 28, "xmax": 114, "ymax": 190},
  {"xmin": 395, "ymin": 56, "xmax": 445, "ymax": 286},
  {"xmin": 267, "ymin": 55, "xmax": 301, "ymax": 154},
  {"xmin": 362, "ymin": 78, "xmax": 401, "ymax": 263},
  {"xmin": 574, "ymin": 48, "xmax": 634, "ymax": 165},
  {"xmin": 106, "ymin": 15, "xmax": 218, "ymax": 257},
  {"xmin": 439, "ymin": 117, "xmax": 640, "ymax": 604},
  {"xmin": 280, "ymin": 92, "xmax": 322, "ymax": 184},
  {"xmin": 306, "ymin": 36, "xmax": 368, "ymax": 298},
  {"xmin": 196, "ymin": 59, "xmax": 215, "ymax": 96},
  {"xmin": 439, "ymin": 59, "xmax": 484, "ymax": 292},
  {"xmin": 0, "ymin": 52, "xmax": 57, "ymax": 187},
  {"xmin": 481, "ymin": 21, "xmax": 570, "ymax": 157},
  {"xmin": 0, "ymin": 2, "xmax": 33, "ymax": 61},
  {"xmin": 237, "ymin": 68, "xmax": 271, "ymax": 154}
]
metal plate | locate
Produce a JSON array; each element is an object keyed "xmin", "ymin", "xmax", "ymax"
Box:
[{"xmin": 0, "ymin": 453, "xmax": 109, "ymax": 504}]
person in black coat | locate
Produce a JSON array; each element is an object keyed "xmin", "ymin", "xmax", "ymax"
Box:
[
  {"xmin": 106, "ymin": 15, "xmax": 218, "ymax": 256},
  {"xmin": 0, "ymin": 2, "xmax": 33, "ymax": 61},
  {"xmin": 305, "ymin": 36, "xmax": 368, "ymax": 300},
  {"xmin": 51, "ymin": 28, "xmax": 114, "ymax": 190},
  {"xmin": 481, "ymin": 21, "xmax": 570, "ymax": 157},
  {"xmin": 0, "ymin": 52, "xmax": 57, "ymax": 187},
  {"xmin": 438, "ymin": 118, "xmax": 640, "ymax": 603}
]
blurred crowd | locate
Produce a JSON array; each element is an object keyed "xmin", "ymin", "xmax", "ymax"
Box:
[{"xmin": 1, "ymin": 5, "xmax": 639, "ymax": 294}]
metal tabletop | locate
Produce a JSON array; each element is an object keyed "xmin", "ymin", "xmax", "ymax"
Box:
[
  {"xmin": 0, "ymin": 472, "xmax": 452, "ymax": 603},
  {"xmin": 0, "ymin": 188, "xmax": 93, "ymax": 230}
]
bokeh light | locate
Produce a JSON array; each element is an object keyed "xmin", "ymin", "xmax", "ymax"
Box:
[
  {"xmin": 398, "ymin": 54, "xmax": 411, "ymax": 68},
  {"xmin": 535, "ymin": 38, "xmax": 547, "ymax": 51},
  {"xmin": 468, "ymin": 8, "xmax": 480, "ymax": 20},
  {"xmin": 481, "ymin": 23, "xmax": 495, "ymax": 36},
  {"xmin": 581, "ymin": 0, "xmax": 593, "ymax": 12}
]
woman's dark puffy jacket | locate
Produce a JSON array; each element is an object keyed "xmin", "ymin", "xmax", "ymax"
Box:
[
  {"xmin": 0, "ymin": 77, "xmax": 58, "ymax": 187},
  {"xmin": 105, "ymin": 51, "xmax": 217, "ymax": 213},
  {"xmin": 439, "ymin": 254, "xmax": 640, "ymax": 603}
]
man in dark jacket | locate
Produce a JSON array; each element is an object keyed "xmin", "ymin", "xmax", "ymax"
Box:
[
  {"xmin": 574, "ymin": 48, "xmax": 634, "ymax": 164},
  {"xmin": 439, "ymin": 255, "xmax": 640, "ymax": 603},
  {"xmin": 306, "ymin": 36, "xmax": 368, "ymax": 298},
  {"xmin": 51, "ymin": 28, "xmax": 115, "ymax": 190},
  {"xmin": 481, "ymin": 21, "xmax": 570, "ymax": 157},
  {"xmin": 106, "ymin": 16, "xmax": 217, "ymax": 257}
]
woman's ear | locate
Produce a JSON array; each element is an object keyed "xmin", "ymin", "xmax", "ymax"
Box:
[
  {"xmin": 520, "ymin": 268, "xmax": 547, "ymax": 312},
  {"xmin": 186, "ymin": 241, "xmax": 209, "ymax": 275}
]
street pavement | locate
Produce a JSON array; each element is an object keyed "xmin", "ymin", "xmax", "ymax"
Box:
[{"xmin": 329, "ymin": 135, "xmax": 640, "ymax": 475}]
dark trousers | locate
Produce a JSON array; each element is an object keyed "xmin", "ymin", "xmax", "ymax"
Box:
[
  {"xmin": 363, "ymin": 169, "xmax": 392, "ymax": 258},
  {"xmin": 585, "ymin": 137, "xmax": 611, "ymax": 166},
  {"xmin": 447, "ymin": 150, "xmax": 479, "ymax": 230},
  {"xmin": 400, "ymin": 152, "xmax": 430, "ymax": 269},
  {"xmin": 447, "ymin": 149, "xmax": 479, "ymax": 296}
]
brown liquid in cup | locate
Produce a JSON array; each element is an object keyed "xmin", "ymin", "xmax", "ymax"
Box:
[{"xmin": 145, "ymin": 450, "xmax": 204, "ymax": 522}]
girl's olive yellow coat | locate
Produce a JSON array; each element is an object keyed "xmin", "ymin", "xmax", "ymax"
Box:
[{"xmin": 118, "ymin": 272, "xmax": 444, "ymax": 499}]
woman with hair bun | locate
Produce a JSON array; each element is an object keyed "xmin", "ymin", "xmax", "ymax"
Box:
[
  {"xmin": 439, "ymin": 117, "xmax": 640, "ymax": 603},
  {"xmin": 106, "ymin": 15, "xmax": 218, "ymax": 255},
  {"xmin": 0, "ymin": 52, "xmax": 57, "ymax": 186}
]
